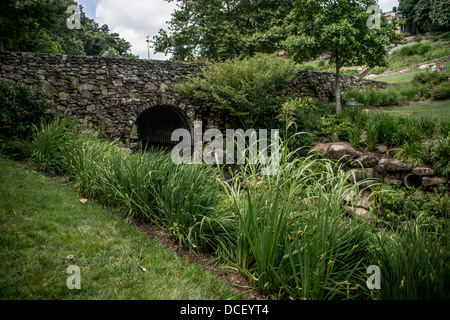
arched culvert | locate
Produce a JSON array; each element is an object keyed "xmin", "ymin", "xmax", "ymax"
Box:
[
  {"xmin": 404, "ymin": 173, "xmax": 423, "ymax": 189},
  {"xmin": 135, "ymin": 105, "xmax": 192, "ymax": 147}
]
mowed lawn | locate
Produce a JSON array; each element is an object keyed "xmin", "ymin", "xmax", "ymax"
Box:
[
  {"xmin": 375, "ymin": 61, "xmax": 450, "ymax": 84},
  {"xmin": 378, "ymin": 99, "xmax": 450, "ymax": 120},
  {"xmin": 0, "ymin": 157, "xmax": 238, "ymax": 300}
]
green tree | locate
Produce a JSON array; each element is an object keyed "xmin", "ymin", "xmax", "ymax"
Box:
[
  {"xmin": 0, "ymin": 0, "xmax": 74, "ymax": 53},
  {"xmin": 153, "ymin": 0, "xmax": 294, "ymax": 61},
  {"xmin": 399, "ymin": 0, "xmax": 449, "ymax": 33},
  {"xmin": 282, "ymin": 0, "xmax": 396, "ymax": 114},
  {"xmin": 0, "ymin": 1, "xmax": 137, "ymax": 58}
]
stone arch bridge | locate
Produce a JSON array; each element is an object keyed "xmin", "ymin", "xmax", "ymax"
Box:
[{"xmin": 0, "ymin": 51, "xmax": 388, "ymax": 144}]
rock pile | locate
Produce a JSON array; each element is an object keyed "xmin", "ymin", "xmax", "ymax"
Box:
[{"xmin": 312, "ymin": 141, "xmax": 449, "ymax": 191}]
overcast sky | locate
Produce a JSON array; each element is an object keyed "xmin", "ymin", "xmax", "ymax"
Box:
[{"xmin": 77, "ymin": 0, "xmax": 400, "ymax": 61}]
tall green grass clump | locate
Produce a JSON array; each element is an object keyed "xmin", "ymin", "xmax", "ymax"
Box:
[
  {"xmin": 370, "ymin": 222, "xmax": 450, "ymax": 300},
  {"xmin": 151, "ymin": 162, "xmax": 237, "ymax": 250},
  {"xmin": 29, "ymin": 116, "xmax": 78, "ymax": 174},
  {"xmin": 341, "ymin": 84, "xmax": 430, "ymax": 108},
  {"xmin": 279, "ymin": 195, "xmax": 372, "ymax": 300},
  {"xmin": 394, "ymin": 140, "xmax": 428, "ymax": 167},
  {"xmin": 28, "ymin": 118, "xmax": 236, "ymax": 252},
  {"xmin": 429, "ymin": 134, "xmax": 450, "ymax": 178},
  {"xmin": 221, "ymin": 134, "xmax": 378, "ymax": 297}
]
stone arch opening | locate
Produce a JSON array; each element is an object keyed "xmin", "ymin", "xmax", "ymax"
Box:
[{"xmin": 135, "ymin": 105, "xmax": 192, "ymax": 147}]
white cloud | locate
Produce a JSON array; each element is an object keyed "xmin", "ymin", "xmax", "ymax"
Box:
[
  {"xmin": 94, "ymin": 0, "xmax": 177, "ymax": 60},
  {"xmin": 378, "ymin": 0, "xmax": 399, "ymax": 12},
  {"xmin": 82, "ymin": 0, "xmax": 399, "ymax": 61}
]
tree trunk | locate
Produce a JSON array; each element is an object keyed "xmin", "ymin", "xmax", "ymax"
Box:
[
  {"xmin": 335, "ymin": 52, "xmax": 342, "ymax": 115},
  {"xmin": 0, "ymin": 25, "xmax": 3, "ymax": 52}
]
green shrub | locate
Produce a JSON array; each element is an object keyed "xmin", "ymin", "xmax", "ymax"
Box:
[
  {"xmin": 178, "ymin": 53, "xmax": 299, "ymax": 129},
  {"xmin": 398, "ymin": 45, "xmax": 414, "ymax": 56},
  {"xmin": 413, "ymin": 71, "xmax": 449, "ymax": 85},
  {"xmin": 436, "ymin": 32, "xmax": 450, "ymax": 41},
  {"xmin": 0, "ymin": 80, "xmax": 55, "ymax": 139},
  {"xmin": 431, "ymin": 82, "xmax": 450, "ymax": 100},
  {"xmin": 417, "ymin": 44, "xmax": 431, "ymax": 55},
  {"xmin": 370, "ymin": 67, "xmax": 387, "ymax": 75},
  {"xmin": 279, "ymin": 97, "xmax": 336, "ymax": 148},
  {"xmin": 366, "ymin": 123, "xmax": 379, "ymax": 151},
  {"xmin": 341, "ymin": 87, "xmax": 408, "ymax": 107},
  {"xmin": 398, "ymin": 43, "xmax": 431, "ymax": 57},
  {"xmin": 377, "ymin": 184, "xmax": 449, "ymax": 222},
  {"xmin": 300, "ymin": 64, "xmax": 315, "ymax": 70}
]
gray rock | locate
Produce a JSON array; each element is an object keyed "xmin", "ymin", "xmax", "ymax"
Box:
[
  {"xmin": 343, "ymin": 206, "xmax": 376, "ymax": 221},
  {"xmin": 327, "ymin": 144, "xmax": 359, "ymax": 160},
  {"xmin": 377, "ymin": 144, "xmax": 388, "ymax": 153},
  {"xmin": 352, "ymin": 154, "xmax": 379, "ymax": 168},
  {"xmin": 378, "ymin": 159, "xmax": 412, "ymax": 172},
  {"xmin": 422, "ymin": 177, "xmax": 448, "ymax": 187},
  {"xmin": 412, "ymin": 167, "xmax": 435, "ymax": 176},
  {"xmin": 384, "ymin": 177, "xmax": 403, "ymax": 186}
]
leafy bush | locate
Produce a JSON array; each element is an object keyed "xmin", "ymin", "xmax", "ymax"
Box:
[
  {"xmin": 178, "ymin": 53, "xmax": 299, "ymax": 129},
  {"xmin": 413, "ymin": 71, "xmax": 449, "ymax": 85},
  {"xmin": 416, "ymin": 44, "xmax": 431, "ymax": 55},
  {"xmin": 377, "ymin": 184, "xmax": 449, "ymax": 222},
  {"xmin": 0, "ymin": 80, "xmax": 54, "ymax": 139},
  {"xmin": 300, "ymin": 64, "xmax": 316, "ymax": 70},
  {"xmin": 436, "ymin": 32, "xmax": 450, "ymax": 41},
  {"xmin": 370, "ymin": 67, "xmax": 387, "ymax": 75},
  {"xmin": 278, "ymin": 97, "xmax": 336, "ymax": 148},
  {"xmin": 431, "ymin": 82, "xmax": 450, "ymax": 100},
  {"xmin": 397, "ymin": 43, "xmax": 432, "ymax": 57}
]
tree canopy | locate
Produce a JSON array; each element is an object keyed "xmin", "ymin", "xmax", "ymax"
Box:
[
  {"xmin": 282, "ymin": 0, "xmax": 397, "ymax": 114},
  {"xmin": 153, "ymin": 0, "xmax": 294, "ymax": 61},
  {"xmin": 399, "ymin": 0, "xmax": 450, "ymax": 33},
  {"xmin": 0, "ymin": 0, "xmax": 137, "ymax": 58}
]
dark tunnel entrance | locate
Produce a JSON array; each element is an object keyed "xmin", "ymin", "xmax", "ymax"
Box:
[{"xmin": 135, "ymin": 105, "xmax": 192, "ymax": 149}]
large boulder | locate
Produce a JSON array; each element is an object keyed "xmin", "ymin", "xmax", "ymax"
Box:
[
  {"xmin": 351, "ymin": 154, "xmax": 379, "ymax": 168},
  {"xmin": 422, "ymin": 177, "xmax": 448, "ymax": 187},
  {"xmin": 326, "ymin": 144, "xmax": 359, "ymax": 161},
  {"xmin": 378, "ymin": 159, "xmax": 412, "ymax": 173},
  {"xmin": 412, "ymin": 167, "xmax": 435, "ymax": 176}
]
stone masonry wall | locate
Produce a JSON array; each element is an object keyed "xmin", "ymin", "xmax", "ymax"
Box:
[
  {"xmin": 0, "ymin": 51, "xmax": 390, "ymax": 141},
  {"xmin": 0, "ymin": 51, "xmax": 212, "ymax": 141}
]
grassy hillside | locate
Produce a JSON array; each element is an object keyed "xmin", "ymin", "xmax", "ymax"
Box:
[{"xmin": 0, "ymin": 157, "xmax": 239, "ymax": 300}]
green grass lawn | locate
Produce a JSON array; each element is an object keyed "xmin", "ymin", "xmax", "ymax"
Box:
[
  {"xmin": 0, "ymin": 156, "xmax": 239, "ymax": 300},
  {"xmin": 375, "ymin": 61, "xmax": 450, "ymax": 84},
  {"xmin": 377, "ymin": 99, "xmax": 450, "ymax": 120}
]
